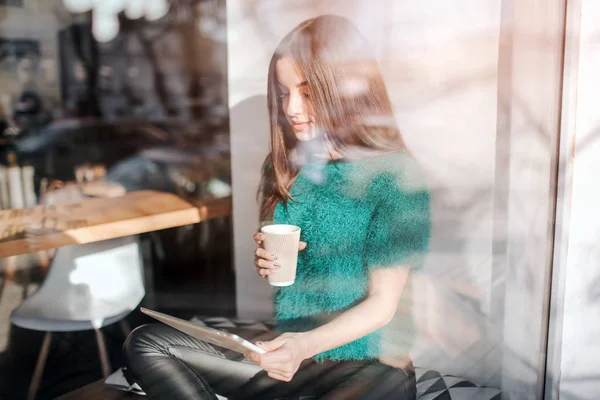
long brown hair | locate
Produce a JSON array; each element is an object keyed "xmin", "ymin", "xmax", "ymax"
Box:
[{"xmin": 259, "ymin": 14, "xmax": 406, "ymax": 222}]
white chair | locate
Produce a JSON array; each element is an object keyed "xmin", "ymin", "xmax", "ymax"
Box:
[{"xmin": 10, "ymin": 235, "xmax": 145, "ymax": 400}]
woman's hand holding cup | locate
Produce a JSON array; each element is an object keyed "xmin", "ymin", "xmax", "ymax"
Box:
[{"xmin": 253, "ymin": 230, "xmax": 306, "ymax": 282}]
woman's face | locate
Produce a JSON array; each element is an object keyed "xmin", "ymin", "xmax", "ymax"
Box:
[{"xmin": 276, "ymin": 57, "xmax": 315, "ymax": 141}]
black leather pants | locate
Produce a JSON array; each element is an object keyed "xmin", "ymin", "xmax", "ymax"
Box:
[{"xmin": 123, "ymin": 323, "xmax": 417, "ymax": 400}]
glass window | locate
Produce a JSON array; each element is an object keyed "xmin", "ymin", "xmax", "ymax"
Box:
[{"xmin": 0, "ymin": 0, "xmax": 571, "ymax": 398}]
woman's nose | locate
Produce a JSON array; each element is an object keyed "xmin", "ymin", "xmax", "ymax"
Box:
[{"xmin": 286, "ymin": 92, "xmax": 304, "ymax": 117}]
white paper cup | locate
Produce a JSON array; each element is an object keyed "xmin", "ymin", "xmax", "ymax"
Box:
[{"xmin": 260, "ymin": 224, "xmax": 301, "ymax": 287}]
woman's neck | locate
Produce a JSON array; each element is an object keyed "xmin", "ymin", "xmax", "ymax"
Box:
[
  {"xmin": 324, "ymin": 134, "xmax": 343, "ymax": 160},
  {"xmin": 328, "ymin": 148, "xmax": 343, "ymax": 160}
]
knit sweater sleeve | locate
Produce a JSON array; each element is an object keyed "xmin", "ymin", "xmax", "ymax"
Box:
[{"xmin": 364, "ymin": 170, "xmax": 431, "ymax": 272}]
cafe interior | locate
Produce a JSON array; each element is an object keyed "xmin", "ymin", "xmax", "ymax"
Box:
[{"xmin": 0, "ymin": 0, "xmax": 235, "ymax": 398}]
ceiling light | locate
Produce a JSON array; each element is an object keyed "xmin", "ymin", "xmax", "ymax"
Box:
[
  {"xmin": 63, "ymin": 0, "xmax": 93, "ymax": 13},
  {"xmin": 92, "ymin": 12, "xmax": 120, "ymax": 43},
  {"xmin": 124, "ymin": 0, "xmax": 145, "ymax": 19},
  {"xmin": 145, "ymin": 0, "xmax": 170, "ymax": 21}
]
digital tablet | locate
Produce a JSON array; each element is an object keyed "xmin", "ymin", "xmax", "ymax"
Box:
[{"xmin": 140, "ymin": 308, "xmax": 265, "ymax": 354}]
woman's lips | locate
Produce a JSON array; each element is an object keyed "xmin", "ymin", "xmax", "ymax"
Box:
[{"xmin": 292, "ymin": 121, "xmax": 310, "ymax": 130}]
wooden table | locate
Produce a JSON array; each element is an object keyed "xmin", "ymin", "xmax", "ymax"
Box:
[{"xmin": 0, "ymin": 190, "xmax": 232, "ymax": 258}]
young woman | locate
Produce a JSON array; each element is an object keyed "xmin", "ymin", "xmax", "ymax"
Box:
[{"xmin": 124, "ymin": 15, "xmax": 430, "ymax": 399}]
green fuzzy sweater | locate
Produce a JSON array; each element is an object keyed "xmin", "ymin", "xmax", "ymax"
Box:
[{"xmin": 271, "ymin": 151, "xmax": 431, "ymax": 362}]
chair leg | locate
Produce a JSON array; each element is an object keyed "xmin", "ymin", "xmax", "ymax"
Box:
[
  {"xmin": 21, "ymin": 260, "xmax": 33, "ymax": 301},
  {"xmin": 0, "ymin": 273, "xmax": 5, "ymax": 303},
  {"xmin": 119, "ymin": 319, "xmax": 131, "ymax": 338},
  {"xmin": 4, "ymin": 256, "xmax": 16, "ymax": 281},
  {"xmin": 27, "ymin": 331, "xmax": 52, "ymax": 400},
  {"xmin": 94, "ymin": 328, "xmax": 111, "ymax": 378}
]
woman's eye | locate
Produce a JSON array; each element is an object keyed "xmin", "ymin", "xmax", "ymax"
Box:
[
  {"xmin": 302, "ymin": 92, "xmax": 310, "ymax": 98},
  {"xmin": 279, "ymin": 93, "xmax": 289, "ymax": 98}
]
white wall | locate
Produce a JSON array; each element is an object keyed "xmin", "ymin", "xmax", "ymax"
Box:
[
  {"xmin": 226, "ymin": 0, "xmax": 562, "ymax": 390},
  {"xmin": 547, "ymin": 1, "xmax": 600, "ymax": 399}
]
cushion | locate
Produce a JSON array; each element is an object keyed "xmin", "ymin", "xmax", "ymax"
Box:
[{"xmin": 414, "ymin": 368, "xmax": 501, "ymax": 400}]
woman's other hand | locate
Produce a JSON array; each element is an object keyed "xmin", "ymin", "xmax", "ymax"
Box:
[
  {"xmin": 253, "ymin": 232, "xmax": 306, "ymax": 279},
  {"xmin": 245, "ymin": 333, "xmax": 310, "ymax": 382}
]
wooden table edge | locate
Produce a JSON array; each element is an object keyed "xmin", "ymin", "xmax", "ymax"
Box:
[{"xmin": 0, "ymin": 193, "xmax": 232, "ymax": 258}]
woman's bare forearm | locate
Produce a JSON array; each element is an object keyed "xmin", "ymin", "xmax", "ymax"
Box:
[
  {"xmin": 299, "ymin": 294, "xmax": 394, "ymax": 358},
  {"xmin": 299, "ymin": 266, "xmax": 410, "ymax": 359}
]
